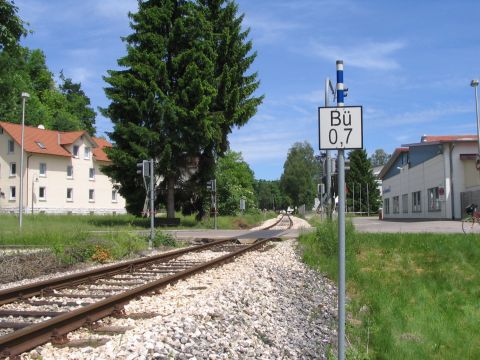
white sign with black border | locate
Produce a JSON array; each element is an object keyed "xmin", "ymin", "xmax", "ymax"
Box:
[{"xmin": 318, "ymin": 106, "xmax": 363, "ymax": 150}]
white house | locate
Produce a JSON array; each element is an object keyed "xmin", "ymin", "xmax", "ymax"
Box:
[
  {"xmin": 0, "ymin": 121, "xmax": 126, "ymax": 215},
  {"xmin": 379, "ymin": 135, "xmax": 480, "ymax": 220}
]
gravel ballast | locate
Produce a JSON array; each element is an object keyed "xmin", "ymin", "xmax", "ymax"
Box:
[{"xmin": 20, "ymin": 239, "xmax": 337, "ymax": 359}]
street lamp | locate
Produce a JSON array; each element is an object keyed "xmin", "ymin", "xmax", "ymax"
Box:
[
  {"xmin": 19, "ymin": 92, "xmax": 30, "ymax": 228},
  {"xmin": 471, "ymin": 79, "xmax": 480, "ymax": 168}
]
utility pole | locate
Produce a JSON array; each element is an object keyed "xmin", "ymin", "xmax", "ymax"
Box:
[
  {"xmin": 352, "ymin": 183, "xmax": 355, "ymax": 213},
  {"xmin": 19, "ymin": 92, "xmax": 30, "ymax": 229},
  {"xmin": 336, "ymin": 60, "xmax": 346, "ymax": 360},
  {"xmin": 325, "ymin": 78, "xmax": 333, "ymax": 219},
  {"xmin": 367, "ymin": 183, "xmax": 370, "ymax": 216},
  {"xmin": 319, "ymin": 60, "xmax": 362, "ymax": 360},
  {"xmin": 149, "ymin": 159, "xmax": 155, "ymax": 248}
]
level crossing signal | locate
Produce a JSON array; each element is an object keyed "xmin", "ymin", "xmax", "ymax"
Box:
[
  {"xmin": 206, "ymin": 179, "xmax": 216, "ymax": 191},
  {"xmin": 136, "ymin": 160, "xmax": 151, "ymax": 177}
]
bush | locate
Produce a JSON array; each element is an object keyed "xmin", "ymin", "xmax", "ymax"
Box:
[{"xmin": 153, "ymin": 232, "xmax": 177, "ymax": 248}]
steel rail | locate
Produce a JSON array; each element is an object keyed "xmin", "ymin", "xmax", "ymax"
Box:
[
  {"xmin": 0, "ymin": 238, "xmax": 269, "ymax": 358},
  {"xmin": 263, "ymin": 214, "xmax": 288, "ymax": 230},
  {"xmin": 0, "ymin": 238, "xmax": 231, "ymax": 306}
]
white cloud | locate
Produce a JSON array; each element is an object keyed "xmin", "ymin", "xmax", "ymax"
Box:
[
  {"xmin": 310, "ymin": 39, "xmax": 406, "ymax": 70},
  {"xmin": 243, "ymin": 14, "xmax": 303, "ymax": 44},
  {"xmin": 381, "ymin": 103, "xmax": 471, "ymax": 127},
  {"xmin": 94, "ymin": 0, "xmax": 138, "ymax": 20},
  {"xmin": 68, "ymin": 67, "xmax": 94, "ymax": 84}
]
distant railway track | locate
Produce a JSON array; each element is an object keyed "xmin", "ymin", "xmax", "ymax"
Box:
[
  {"xmin": 0, "ymin": 237, "xmax": 272, "ymax": 358},
  {"xmin": 263, "ymin": 213, "xmax": 293, "ymax": 230}
]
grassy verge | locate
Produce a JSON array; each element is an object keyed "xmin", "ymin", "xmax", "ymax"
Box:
[
  {"xmin": 178, "ymin": 211, "xmax": 277, "ymax": 229},
  {"xmin": 299, "ymin": 221, "xmax": 480, "ymax": 359},
  {"xmin": 0, "ymin": 211, "xmax": 277, "ymax": 234}
]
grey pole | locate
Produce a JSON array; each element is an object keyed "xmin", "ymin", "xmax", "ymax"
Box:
[
  {"xmin": 360, "ymin": 183, "xmax": 362, "ymax": 215},
  {"xmin": 352, "ymin": 183, "xmax": 355, "ymax": 213},
  {"xmin": 336, "ymin": 59, "xmax": 346, "ymax": 360},
  {"xmin": 325, "ymin": 78, "xmax": 332, "ymax": 220},
  {"xmin": 214, "ymin": 179, "xmax": 217, "ymax": 230},
  {"xmin": 367, "ymin": 183, "xmax": 370, "ymax": 216},
  {"xmin": 19, "ymin": 92, "xmax": 29, "ymax": 229},
  {"xmin": 149, "ymin": 159, "xmax": 155, "ymax": 249},
  {"xmin": 471, "ymin": 80, "xmax": 480, "ymax": 155}
]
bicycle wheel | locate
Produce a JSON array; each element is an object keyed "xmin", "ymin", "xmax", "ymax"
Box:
[{"xmin": 462, "ymin": 216, "xmax": 476, "ymax": 234}]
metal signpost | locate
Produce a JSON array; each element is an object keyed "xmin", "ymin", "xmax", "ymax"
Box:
[
  {"xmin": 137, "ymin": 159, "xmax": 155, "ymax": 249},
  {"xmin": 207, "ymin": 179, "xmax": 217, "ymax": 230},
  {"xmin": 318, "ymin": 60, "xmax": 363, "ymax": 360}
]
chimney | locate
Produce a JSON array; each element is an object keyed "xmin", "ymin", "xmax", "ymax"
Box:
[{"xmin": 58, "ymin": 132, "xmax": 61, "ymax": 145}]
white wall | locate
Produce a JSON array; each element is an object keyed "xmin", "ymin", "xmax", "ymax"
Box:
[
  {"xmin": 382, "ymin": 141, "xmax": 480, "ymax": 219},
  {"xmin": 383, "ymin": 154, "xmax": 447, "ymax": 219},
  {"xmin": 0, "ymin": 132, "xmax": 126, "ymax": 215}
]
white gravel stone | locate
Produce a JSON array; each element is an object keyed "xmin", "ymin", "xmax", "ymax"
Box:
[{"xmin": 20, "ymin": 239, "xmax": 336, "ymax": 359}]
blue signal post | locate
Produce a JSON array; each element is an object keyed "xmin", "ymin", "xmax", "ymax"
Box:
[{"xmin": 336, "ymin": 59, "xmax": 346, "ymax": 360}]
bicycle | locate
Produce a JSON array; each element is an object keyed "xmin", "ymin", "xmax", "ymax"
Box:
[{"xmin": 462, "ymin": 203, "xmax": 480, "ymax": 234}]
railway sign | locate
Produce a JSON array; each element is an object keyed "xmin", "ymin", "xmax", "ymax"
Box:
[{"xmin": 318, "ymin": 106, "xmax": 363, "ymax": 150}]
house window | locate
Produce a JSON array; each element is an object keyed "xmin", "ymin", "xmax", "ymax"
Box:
[
  {"xmin": 402, "ymin": 194, "xmax": 408, "ymax": 213},
  {"xmin": 428, "ymin": 187, "xmax": 441, "ymax": 212},
  {"xmin": 39, "ymin": 186, "xmax": 46, "ymax": 200},
  {"xmin": 67, "ymin": 188, "xmax": 73, "ymax": 201},
  {"xmin": 39, "ymin": 163, "xmax": 47, "ymax": 177},
  {"xmin": 412, "ymin": 191, "xmax": 421, "ymax": 213},
  {"xmin": 89, "ymin": 167, "xmax": 95, "ymax": 180},
  {"xmin": 112, "ymin": 190, "xmax": 118, "ymax": 202},
  {"xmin": 89, "ymin": 189, "xmax": 95, "ymax": 202},
  {"xmin": 8, "ymin": 140, "xmax": 14, "ymax": 153},
  {"xmin": 84, "ymin": 147, "xmax": 91, "ymax": 159},
  {"xmin": 393, "ymin": 196, "xmax": 399, "ymax": 214},
  {"xmin": 67, "ymin": 165, "xmax": 73, "ymax": 178},
  {"xmin": 35, "ymin": 141, "xmax": 46, "ymax": 149},
  {"xmin": 73, "ymin": 145, "xmax": 79, "ymax": 158},
  {"xmin": 9, "ymin": 186, "xmax": 16, "ymax": 200},
  {"xmin": 9, "ymin": 162, "xmax": 16, "ymax": 176},
  {"xmin": 384, "ymin": 198, "xmax": 390, "ymax": 214}
]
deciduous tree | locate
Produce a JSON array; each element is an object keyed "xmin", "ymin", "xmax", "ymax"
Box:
[
  {"xmin": 280, "ymin": 142, "xmax": 319, "ymax": 209},
  {"xmin": 215, "ymin": 150, "xmax": 256, "ymax": 215},
  {"xmin": 0, "ymin": 0, "xmax": 27, "ymax": 50}
]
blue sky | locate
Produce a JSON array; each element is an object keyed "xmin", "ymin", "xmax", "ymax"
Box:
[{"xmin": 16, "ymin": 0, "xmax": 480, "ymax": 180}]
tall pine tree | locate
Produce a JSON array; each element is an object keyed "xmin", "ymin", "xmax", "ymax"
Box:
[
  {"xmin": 181, "ymin": 0, "xmax": 262, "ymax": 218},
  {"xmin": 103, "ymin": 0, "xmax": 262, "ymax": 217}
]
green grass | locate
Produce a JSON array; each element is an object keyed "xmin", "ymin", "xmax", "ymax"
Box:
[
  {"xmin": 0, "ymin": 211, "xmax": 275, "ymax": 265},
  {"xmin": 299, "ymin": 221, "xmax": 480, "ymax": 359}
]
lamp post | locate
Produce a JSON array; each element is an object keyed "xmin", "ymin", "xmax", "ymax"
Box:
[
  {"xmin": 471, "ymin": 80, "xmax": 480, "ymax": 165},
  {"xmin": 19, "ymin": 92, "xmax": 30, "ymax": 228}
]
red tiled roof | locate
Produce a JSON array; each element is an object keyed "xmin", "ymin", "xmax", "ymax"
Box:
[
  {"xmin": 59, "ymin": 131, "xmax": 85, "ymax": 145},
  {"xmin": 1, "ymin": 121, "xmax": 72, "ymax": 157},
  {"xmin": 92, "ymin": 137, "xmax": 112, "ymax": 162},
  {"xmin": 421, "ymin": 135, "xmax": 478, "ymax": 142},
  {"xmin": 0, "ymin": 122, "xmax": 111, "ymax": 161}
]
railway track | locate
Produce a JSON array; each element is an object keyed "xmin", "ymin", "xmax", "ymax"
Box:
[
  {"xmin": 0, "ymin": 237, "xmax": 275, "ymax": 358},
  {"xmin": 263, "ymin": 213, "xmax": 294, "ymax": 230}
]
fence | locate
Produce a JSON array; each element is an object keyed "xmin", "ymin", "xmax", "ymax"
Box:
[{"xmin": 460, "ymin": 190, "xmax": 480, "ymax": 217}]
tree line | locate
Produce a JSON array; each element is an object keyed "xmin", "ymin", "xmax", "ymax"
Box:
[{"xmin": 0, "ymin": 1, "xmax": 96, "ymax": 135}]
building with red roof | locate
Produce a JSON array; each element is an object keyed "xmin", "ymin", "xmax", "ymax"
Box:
[
  {"xmin": 379, "ymin": 134, "xmax": 480, "ymax": 220},
  {"xmin": 0, "ymin": 122, "xmax": 126, "ymax": 214}
]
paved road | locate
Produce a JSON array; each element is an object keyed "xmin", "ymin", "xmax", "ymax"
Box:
[{"xmin": 352, "ymin": 217, "xmax": 472, "ymax": 233}]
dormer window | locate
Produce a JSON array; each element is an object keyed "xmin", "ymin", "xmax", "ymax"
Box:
[
  {"xmin": 73, "ymin": 145, "xmax": 79, "ymax": 158},
  {"xmin": 84, "ymin": 147, "xmax": 91, "ymax": 159},
  {"xmin": 35, "ymin": 141, "xmax": 46, "ymax": 149}
]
